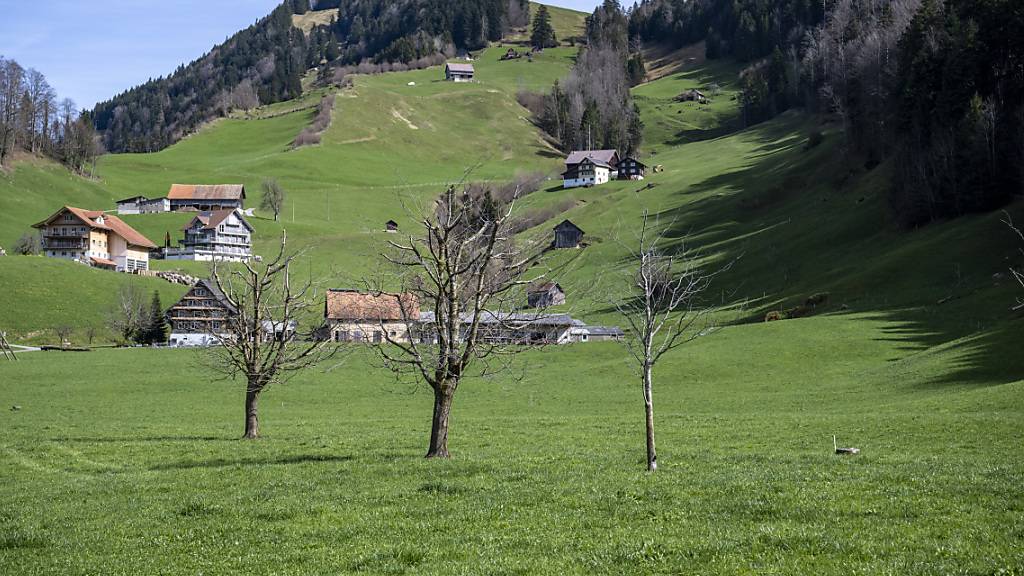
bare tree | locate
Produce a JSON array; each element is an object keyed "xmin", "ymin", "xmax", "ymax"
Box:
[
  {"xmin": 260, "ymin": 178, "xmax": 286, "ymax": 222},
  {"xmin": 611, "ymin": 211, "xmax": 725, "ymax": 471},
  {"xmin": 371, "ymin": 184, "xmax": 548, "ymax": 458},
  {"xmin": 107, "ymin": 284, "xmax": 146, "ymax": 344},
  {"xmin": 207, "ymin": 232, "xmax": 334, "ymax": 439},
  {"xmin": 54, "ymin": 325, "xmax": 73, "ymax": 348},
  {"xmin": 1004, "ymin": 212, "xmax": 1024, "ymax": 312},
  {"xmin": 84, "ymin": 325, "xmax": 98, "ymax": 346}
]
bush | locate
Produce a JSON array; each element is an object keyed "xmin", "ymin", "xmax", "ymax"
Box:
[
  {"xmin": 805, "ymin": 292, "xmax": 830, "ymax": 307},
  {"xmin": 764, "ymin": 311, "xmax": 784, "ymax": 322},
  {"xmin": 805, "ymin": 130, "xmax": 824, "ymax": 150},
  {"xmin": 12, "ymin": 232, "xmax": 41, "ymax": 255}
]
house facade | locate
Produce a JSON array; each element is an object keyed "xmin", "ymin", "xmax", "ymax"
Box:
[
  {"xmin": 562, "ymin": 150, "xmax": 620, "ymax": 189},
  {"xmin": 33, "ymin": 206, "xmax": 156, "ymax": 272},
  {"xmin": 166, "ymin": 184, "xmax": 246, "ymax": 212},
  {"xmin": 164, "ymin": 209, "xmax": 254, "ymax": 262},
  {"xmin": 323, "ymin": 290, "xmax": 419, "ymax": 343},
  {"xmin": 444, "ymin": 63, "xmax": 475, "ymax": 82},
  {"xmin": 167, "ymin": 279, "xmax": 235, "ymax": 346},
  {"xmin": 527, "ymin": 282, "xmax": 566, "ymax": 308},
  {"xmin": 617, "ymin": 156, "xmax": 647, "ymax": 180},
  {"xmin": 553, "ymin": 220, "xmax": 584, "ymax": 249}
]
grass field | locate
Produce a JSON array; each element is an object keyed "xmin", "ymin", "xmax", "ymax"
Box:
[
  {"xmin": 1, "ymin": 5, "xmax": 1024, "ymax": 571},
  {"xmin": 1, "ymin": 316, "xmax": 1022, "ymax": 574}
]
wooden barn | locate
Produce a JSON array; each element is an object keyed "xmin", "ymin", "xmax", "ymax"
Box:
[
  {"xmin": 553, "ymin": 220, "xmax": 584, "ymax": 249},
  {"xmin": 385, "ymin": 220, "xmax": 399, "ymax": 233},
  {"xmin": 444, "ymin": 63, "xmax": 475, "ymax": 82},
  {"xmin": 527, "ymin": 282, "xmax": 566, "ymax": 308},
  {"xmin": 617, "ymin": 156, "xmax": 647, "ymax": 180}
]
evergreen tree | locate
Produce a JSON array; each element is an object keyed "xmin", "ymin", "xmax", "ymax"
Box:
[
  {"xmin": 144, "ymin": 291, "xmax": 167, "ymax": 345},
  {"xmin": 531, "ymin": 5, "xmax": 558, "ymax": 49}
]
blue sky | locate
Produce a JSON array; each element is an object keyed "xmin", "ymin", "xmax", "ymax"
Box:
[{"xmin": 0, "ymin": 1, "xmax": 600, "ymax": 112}]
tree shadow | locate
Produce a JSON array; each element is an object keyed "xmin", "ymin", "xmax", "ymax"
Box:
[
  {"xmin": 53, "ymin": 435, "xmax": 227, "ymax": 444},
  {"xmin": 151, "ymin": 453, "xmax": 354, "ymax": 471},
  {"xmin": 603, "ymin": 112, "xmax": 1024, "ymax": 389}
]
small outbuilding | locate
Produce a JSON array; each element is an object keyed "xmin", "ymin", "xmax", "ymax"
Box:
[
  {"xmin": 444, "ymin": 63, "xmax": 475, "ymax": 82},
  {"xmin": 527, "ymin": 282, "xmax": 566, "ymax": 308},
  {"xmin": 553, "ymin": 220, "xmax": 584, "ymax": 249},
  {"xmin": 385, "ymin": 220, "xmax": 399, "ymax": 233}
]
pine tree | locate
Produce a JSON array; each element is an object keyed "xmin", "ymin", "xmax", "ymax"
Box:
[
  {"xmin": 145, "ymin": 291, "xmax": 167, "ymax": 345},
  {"xmin": 531, "ymin": 5, "xmax": 558, "ymax": 49}
]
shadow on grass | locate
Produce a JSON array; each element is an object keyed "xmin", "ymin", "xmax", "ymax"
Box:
[
  {"xmin": 53, "ymin": 435, "xmax": 227, "ymax": 443},
  {"xmin": 595, "ymin": 112, "xmax": 1024, "ymax": 389},
  {"xmin": 151, "ymin": 453, "xmax": 354, "ymax": 471}
]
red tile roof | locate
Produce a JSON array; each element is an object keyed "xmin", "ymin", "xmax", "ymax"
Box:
[
  {"xmin": 325, "ymin": 290, "xmax": 419, "ymax": 322},
  {"xmin": 167, "ymin": 184, "xmax": 246, "ymax": 200}
]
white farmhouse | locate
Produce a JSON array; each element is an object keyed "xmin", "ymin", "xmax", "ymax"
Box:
[{"xmin": 562, "ymin": 150, "xmax": 620, "ymax": 189}]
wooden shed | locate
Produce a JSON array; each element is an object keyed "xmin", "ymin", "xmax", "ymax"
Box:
[{"xmin": 553, "ymin": 220, "xmax": 584, "ymax": 249}]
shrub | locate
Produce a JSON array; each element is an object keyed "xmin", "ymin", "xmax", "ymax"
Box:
[
  {"xmin": 12, "ymin": 232, "xmax": 40, "ymax": 255},
  {"xmin": 805, "ymin": 292, "xmax": 830, "ymax": 307},
  {"xmin": 806, "ymin": 130, "xmax": 824, "ymax": 150},
  {"xmin": 764, "ymin": 311, "xmax": 784, "ymax": 322}
]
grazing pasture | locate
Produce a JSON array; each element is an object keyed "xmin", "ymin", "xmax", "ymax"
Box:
[{"xmin": 1, "ymin": 315, "xmax": 1022, "ymax": 574}]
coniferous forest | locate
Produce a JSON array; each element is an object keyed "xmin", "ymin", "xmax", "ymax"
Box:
[{"xmin": 92, "ymin": 0, "xmax": 529, "ymax": 154}]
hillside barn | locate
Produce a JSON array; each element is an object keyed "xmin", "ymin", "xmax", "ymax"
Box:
[
  {"xmin": 617, "ymin": 156, "xmax": 647, "ymax": 180},
  {"xmin": 527, "ymin": 282, "xmax": 566, "ymax": 308},
  {"xmin": 553, "ymin": 220, "xmax": 584, "ymax": 249},
  {"xmin": 166, "ymin": 184, "xmax": 246, "ymax": 212},
  {"xmin": 323, "ymin": 290, "xmax": 419, "ymax": 343},
  {"xmin": 444, "ymin": 63, "xmax": 475, "ymax": 82}
]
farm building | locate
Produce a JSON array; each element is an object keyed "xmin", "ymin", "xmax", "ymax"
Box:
[
  {"xmin": 562, "ymin": 149, "xmax": 620, "ymax": 188},
  {"xmin": 527, "ymin": 282, "xmax": 566, "ymax": 308},
  {"xmin": 444, "ymin": 63, "xmax": 475, "ymax": 82},
  {"xmin": 418, "ymin": 311, "xmax": 583, "ymax": 345},
  {"xmin": 115, "ymin": 196, "xmax": 170, "ymax": 214},
  {"xmin": 553, "ymin": 220, "xmax": 584, "ymax": 249},
  {"xmin": 33, "ymin": 206, "xmax": 157, "ymax": 272},
  {"xmin": 617, "ymin": 156, "xmax": 647, "ymax": 180},
  {"xmin": 676, "ymin": 89, "xmax": 708, "ymax": 104},
  {"xmin": 167, "ymin": 279, "xmax": 235, "ymax": 347},
  {"xmin": 163, "ymin": 208, "xmax": 254, "ymax": 262},
  {"xmin": 385, "ymin": 220, "xmax": 399, "ymax": 233},
  {"xmin": 166, "ymin": 184, "xmax": 246, "ymax": 212},
  {"xmin": 323, "ymin": 289, "xmax": 419, "ymax": 343}
]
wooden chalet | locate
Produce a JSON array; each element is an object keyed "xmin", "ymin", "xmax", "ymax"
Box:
[
  {"xmin": 562, "ymin": 149, "xmax": 620, "ymax": 188},
  {"xmin": 385, "ymin": 220, "xmax": 399, "ymax": 233},
  {"xmin": 166, "ymin": 279, "xmax": 235, "ymax": 347},
  {"xmin": 617, "ymin": 156, "xmax": 647, "ymax": 181}
]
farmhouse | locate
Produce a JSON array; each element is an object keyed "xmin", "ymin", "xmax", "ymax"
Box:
[
  {"xmin": 166, "ymin": 184, "xmax": 246, "ymax": 212},
  {"xmin": 562, "ymin": 149, "xmax": 620, "ymax": 188},
  {"xmin": 323, "ymin": 289, "xmax": 419, "ymax": 343},
  {"xmin": 115, "ymin": 196, "xmax": 170, "ymax": 214},
  {"xmin": 553, "ymin": 220, "xmax": 584, "ymax": 249},
  {"xmin": 163, "ymin": 208, "xmax": 254, "ymax": 262},
  {"xmin": 527, "ymin": 282, "xmax": 566, "ymax": 308},
  {"xmin": 617, "ymin": 156, "xmax": 647, "ymax": 181},
  {"xmin": 444, "ymin": 63, "xmax": 475, "ymax": 82},
  {"xmin": 167, "ymin": 279, "xmax": 235, "ymax": 347},
  {"xmin": 33, "ymin": 206, "xmax": 157, "ymax": 272}
]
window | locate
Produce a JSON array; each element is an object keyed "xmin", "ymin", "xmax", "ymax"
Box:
[
  {"xmin": 373, "ymin": 331, "xmax": 382, "ymax": 343},
  {"xmin": 64, "ymin": 214, "xmax": 72, "ymax": 221}
]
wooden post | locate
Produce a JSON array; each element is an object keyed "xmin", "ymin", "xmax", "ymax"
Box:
[{"xmin": 0, "ymin": 331, "xmax": 18, "ymax": 361}]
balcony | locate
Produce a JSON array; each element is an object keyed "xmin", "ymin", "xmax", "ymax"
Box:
[{"xmin": 42, "ymin": 238, "xmax": 87, "ymax": 250}]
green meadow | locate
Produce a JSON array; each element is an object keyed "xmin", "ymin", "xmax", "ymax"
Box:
[{"xmin": 1, "ymin": 4, "xmax": 1023, "ymax": 572}]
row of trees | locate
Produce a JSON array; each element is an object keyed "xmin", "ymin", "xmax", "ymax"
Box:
[
  {"xmin": 108, "ymin": 287, "xmax": 168, "ymax": 346},
  {"xmin": 216, "ymin": 180, "xmax": 718, "ymax": 471},
  {"xmin": 530, "ymin": 1, "xmax": 644, "ymax": 154},
  {"xmin": 0, "ymin": 57, "xmax": 101, "ymax": 172}
]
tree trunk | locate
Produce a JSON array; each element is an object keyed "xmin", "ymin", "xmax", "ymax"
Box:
[
  {"xmin": 244, "ymin": 385, "xmax": 260, "ymax": 439},
  {"xmin": 643, "ymin": 363, "xmax": 657, "ymax": 471},
  {"xmin": 426, "ymin": 385, "xmax": 454, "ymax": 458}
]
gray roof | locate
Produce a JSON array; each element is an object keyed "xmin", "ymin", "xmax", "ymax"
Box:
[
  {"xmin": 565, "ymin": 149, "xmax": 618, "ymax": 166},
  {"xmin": 446, "ymin": 63, "xmax": 475, "ymax": 74},
  {"xmin": 418, "ymin": 311, "xmax": 579, "ymax": 327},
  {"xmin": 582, "ymin": 325, "xmax": 624, "ymax": 336}
]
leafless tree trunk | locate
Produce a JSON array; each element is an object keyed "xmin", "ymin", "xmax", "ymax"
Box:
[
  {"xmin": 371, "ymin": 184, "xmax": 550, "ymax": 458},
  {"xmin": 107, "ymin": 284, "xmax": 145, "ymax": 344},
  {"xmin": 1004, "ymin": 212, "xmax": 1024, "ymax": 312},
  {"xmin": 207, "ymin": 231, "xmax": 336, "ymax": 439},
  {"xmin": 612, "ymin": 210, "xmax": 727, "ymax": 471}
]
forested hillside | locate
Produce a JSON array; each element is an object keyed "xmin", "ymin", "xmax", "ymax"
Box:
[
  {"xmin": 92, "ymin": 0, "xmax": 530, "ymax": 154},
  {"xmin": 629, "ymin": 0, "xmax": 1024, "ymax": 227}
]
